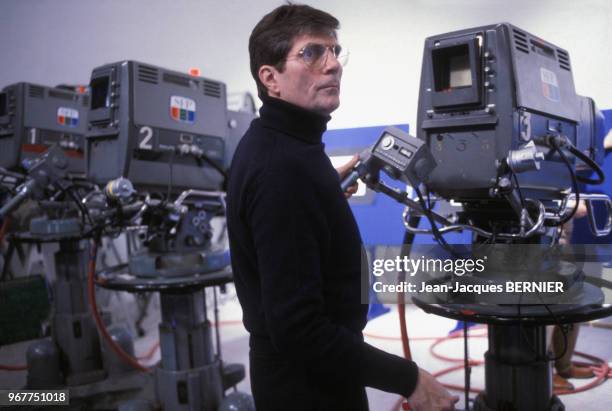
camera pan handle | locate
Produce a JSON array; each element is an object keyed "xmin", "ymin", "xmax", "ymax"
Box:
[{"xmin": 583, "ymin": 193, "xmax": 612, "ymax": 237}]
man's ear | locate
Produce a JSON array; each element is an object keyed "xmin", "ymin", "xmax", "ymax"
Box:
[{"xmin": 258, "ymin": 65, "xmax": 281, "ymax": 97}]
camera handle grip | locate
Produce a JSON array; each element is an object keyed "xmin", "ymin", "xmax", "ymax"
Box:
[{"xmin": 583, "ymin": 193, "xmax": 612, "ymax": 237}]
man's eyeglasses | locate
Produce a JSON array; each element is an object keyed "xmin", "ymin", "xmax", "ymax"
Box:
[{"xmin": 287, "ymin": 43, "xmax": 349, "ymax": 69}]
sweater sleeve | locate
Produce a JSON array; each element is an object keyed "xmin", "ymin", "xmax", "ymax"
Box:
[{"xmin": 247, "ymin": 164, "xmax": 419, "ymax": 398}]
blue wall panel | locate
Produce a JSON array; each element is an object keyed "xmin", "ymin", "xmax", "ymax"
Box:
[
  {"xmin": 573, "ymin": 109, "xmax": 612, "ymax": 244},
  {"xmin": 323, "ymin": 124, "xmax": 411, "ymax": 246},
  {"xmin": 323, "ymin": 124, "xmax": 470, "ymax": 246}
]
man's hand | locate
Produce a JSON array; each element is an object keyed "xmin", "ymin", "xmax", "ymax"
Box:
[
  {"xmin": 335, "ymin": 154, "xmax": 359, "ymax": 198},
  {"xmin": 406, "ymin": 368, "xmax": 459, "ymax": 411},
  {"xmin": 604, "ymin": 129, "xmax": 612, "ymax": 150},
  {"xmin": 575, "ymin": 200, "xmax": 588, "ymax": 219}
]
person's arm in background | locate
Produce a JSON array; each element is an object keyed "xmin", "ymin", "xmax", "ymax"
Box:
[{"xmin": 604, "ymin": 130, "xmax": 612, "ymax": 150}]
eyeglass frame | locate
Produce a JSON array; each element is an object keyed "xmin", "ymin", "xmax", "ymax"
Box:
[{"xmin": 284, "ymin": 42, "xmax": 349, "ymax": 69}]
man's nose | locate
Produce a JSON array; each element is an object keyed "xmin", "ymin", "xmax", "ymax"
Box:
[{"xmin": 323, "ymin": 52, "xmax": 342, "ymax": 74}]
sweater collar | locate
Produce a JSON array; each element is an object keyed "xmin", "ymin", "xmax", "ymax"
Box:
[{"xmin": 258, "ymin": 94, "xmax": 331, "ymax": 144}]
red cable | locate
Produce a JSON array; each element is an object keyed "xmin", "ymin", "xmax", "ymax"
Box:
[
  {"xmin": 1, "ymin": 238, "xmax": 157, "ymax": 373},
  {"xmin": 553, "ymin": 351, "xmax": 610, "ymax": 395},
  {"xmin": 212, "ymin": 319, "xmax": 243, "ymax": 326},
  {"xmin": 87, "ymin": 240, "xmax": 151, "ymax": 373},
  {"xmin": 364, "ymin": 332, "xmax": 405, "ymax": 341},
  {"xmin": 396, "ymin": 292, "xmax": 412, "ymax": 410},
  {"xmin": 425, "ymin": 332, "xmax": 610, "ymax": 396},
  {"xmin": 429, "ymin": 332, "xmax": 487, "ymax": 363},
  {"xmin": 397, "ymin": 292, "xmax": 412, "ymax": 360},
  {"xmin": 0, "ymin": 312, "xmax": 237, "ymax": 371},
  {"xmin": 0, "ymin": 364, "xmax": 27, "ymax": 371},
  {"xmin": 432, "ymin": 362, "xmax": 483, "ymax": 394},
  {"xmin": 390, "ymin": 321, "xmax": 610, "ymax": 410},
  {"xmin": 0, "ymin": 217, "xmax": 10, "ymax": 243},
  {"xmin": 364, "ymin": 325, "xmax": 487, "ymax": 342},
  {"xmin": 137, "ymin": 341, "xmax": 160, "ymax": 362}
]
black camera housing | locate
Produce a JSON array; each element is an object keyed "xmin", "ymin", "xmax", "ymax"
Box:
[
  {"xmin": 0, "ymin": 82, "xmax": 89, "ymax": 177},
  {"xmin": 86, "ymin": 61, "xmax": 253, "ymax": 193},
  {"xmin": 416, "ymin": 23, "xmax": 604, "ymax": 202}
]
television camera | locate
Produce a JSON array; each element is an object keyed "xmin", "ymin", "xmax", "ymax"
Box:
[
  {"xmin": 0, "ymin": 82, "xmax": 88, "ymax": 179},
  {"xmin": 84, "ymin": 60, "xmax": 256, "ymax": 411},
  {"xmin": 342, "ymin": 23, "xmax": 612, "ymax": 411},
  {"xmin": 0, "ymin": 61, "xmax": 255, "ymax": 410},
  {"xmin": 0, "ymin": 95, "xmax": 146, "ymax": 408}
]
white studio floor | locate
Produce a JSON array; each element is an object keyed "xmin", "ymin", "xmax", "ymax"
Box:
[{"xmin": 1, "ymin": 293, "xmax": 612, "ymax": 411}]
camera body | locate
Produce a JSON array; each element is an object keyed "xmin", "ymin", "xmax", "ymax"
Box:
[
  {"xmin": 416, "ymin": 23, "xmax": 605, "ymax": 202},
  {"xmin": 0, "ymin": 82, "xmax": 88, "ymax": 177},
  {"xmin": 86, "ymin": 61, "xmax": 249, "ymax": 193}
]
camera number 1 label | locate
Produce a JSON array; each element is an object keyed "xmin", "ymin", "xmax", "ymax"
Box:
[{"xmin": 138, "ymin": 126, "xmax": 154, "ymax": 150}]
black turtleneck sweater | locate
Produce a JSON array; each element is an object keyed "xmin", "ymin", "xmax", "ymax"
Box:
[{"xmin": 226, "ymin": 95, "xmax": 418, "ymax": 408}]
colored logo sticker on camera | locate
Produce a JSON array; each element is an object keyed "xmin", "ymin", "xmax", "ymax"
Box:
[
  {"xmin": 57, "ymin": 107, "xmax": 79, "ymax": 127},
  {"xmin": 540, "ymin": 68, "xmax": 560, "ymax": 102},
  {"xmin": 170, "ymin": 96, "xmax": 196, "ymax": 123}
]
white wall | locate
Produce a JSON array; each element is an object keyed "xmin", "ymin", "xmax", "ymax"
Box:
[{"xmin": 1, "ymin": 0, "xmax": 610, "ymax": 130}]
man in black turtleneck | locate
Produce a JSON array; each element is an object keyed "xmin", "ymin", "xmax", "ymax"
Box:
[{"xmin": 226, "ymin": 5, "xmax": 457, "ymax": 411}]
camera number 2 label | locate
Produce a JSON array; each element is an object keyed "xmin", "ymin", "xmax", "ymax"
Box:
[{"xmin": 138, "ymin": 126, "xmax": 154, "ymax": 150}]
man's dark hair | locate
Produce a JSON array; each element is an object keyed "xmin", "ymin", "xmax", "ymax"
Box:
[{"xmin": 249, "ymin": 4, "xmax": 339, "ymax": 97}]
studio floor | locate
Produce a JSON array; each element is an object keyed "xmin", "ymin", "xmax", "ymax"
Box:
[{"xmin": 1, "ymin": 295, "xmax": 612, "ymax": 411}]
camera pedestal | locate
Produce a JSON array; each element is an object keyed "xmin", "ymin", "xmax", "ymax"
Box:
[
  {"xmin": 100, "ymin": 265, "xmax": 253, "ymax": 411},
  {"xmin": 413, "ymin": 280, "xmax": 612, "ymax": 411},
  {"xmin": 13, "ymin": 220, "xmax": 148, "ymax": 409},
  {"xmin": 473, "ymin": 324, "xmax": 564, "ymax": 411}
]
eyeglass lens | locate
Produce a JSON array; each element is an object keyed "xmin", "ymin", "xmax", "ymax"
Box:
[{"xmin": 301, "ymin": 44, "xmax": 348, "ymax": 68}]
